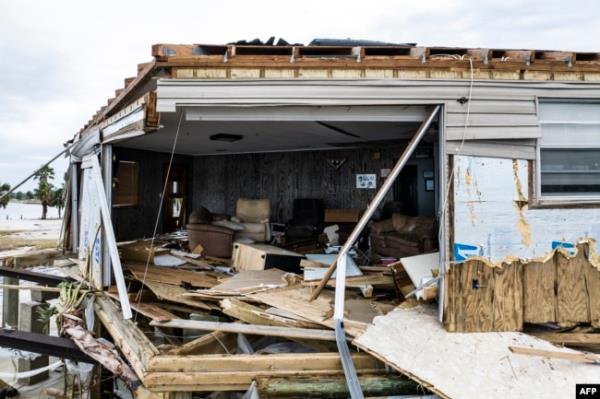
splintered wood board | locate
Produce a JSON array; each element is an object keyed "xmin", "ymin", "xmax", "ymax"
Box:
[
  {"xmin": 136, "ymin": 279, "xmax": 219, "ymax": 311},
  {"xmin": 107, "ymin": 291, "xmax": 176, "ymax": 322},
  {"xmin": 205, "ymin": 268, "xmax": 296, "ymax": 295},
  {"xmin": 354, "ymin": 304, "xmax": 600, "ymax": 399},
  {"xmin": 127, "ymin": 263, "xmax": 220, "ymax": 288},
  {"xmin": 247, "ymin": 286, "xmax": 368, "ymax": 337}
]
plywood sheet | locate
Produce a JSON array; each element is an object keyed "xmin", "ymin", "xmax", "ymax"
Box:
[
  {"xmin": 247, "ymin": 286, "xmax": 368, "ymax": 336},
  {"xmin": 135, "ymin": 279, "xmax": 218, "ymax": 311},
  {"xmin": 400, "ymin": 252, "xmax": 439, "ymax": 287},
  {"xmin": 523, "ymin": 259, "xmax": 556, "ymax": 324},
  {"xmin": 127, "ymin": 263, "xmax": 220, "ymax": 288},
  {"xmin": 556, "ymin": 249, "xmax": 590, "ymax": 326},
  {"xmin": 204, "ymin": 268, "xmax": 298, "ymax": 296},
  {"xmin": 354, "ymin": 305, "xmax": 600, "ymax": 399}
]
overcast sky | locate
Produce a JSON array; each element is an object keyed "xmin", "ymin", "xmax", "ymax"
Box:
[{"xmin": 1, "ymin": 0, "xmax": 598, "ymax": 191}]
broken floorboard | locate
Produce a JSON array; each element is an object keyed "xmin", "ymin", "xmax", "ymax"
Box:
[
  {"xmin": 256, "ymin": 374, "xmax": 420, "ymax": 398},
  {"xmin": 144, "ymin": 352, "xmax": 385, "ymax": 392},
  {"xmin": 354, "ymin": 303, "xmax": 600, "ymax": 399},
  {"xmin": 96, "ymin": 295, "xmax": 389, "ymax": 392},
  {"xmin": 150, "ymin": 319, "xmax": 338, "ymax": 341},
  {"xmin": 529, "ymin": 331, "xmax": 600, "ymax": 349}
]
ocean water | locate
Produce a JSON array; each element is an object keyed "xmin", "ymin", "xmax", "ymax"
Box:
[{"xmin": 0, "ymin": 202, "xmax": 60, "ymax": 220}]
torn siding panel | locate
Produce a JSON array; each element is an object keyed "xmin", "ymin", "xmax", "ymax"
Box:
[
  {"xmin": 157, "ymin": 79, "xmax": 548, "ymax": 141},
  {"xmin": 453, "ymin": 155, "xmax": 600, "ymax": 262},
  {"xmin": 446, "ymin": 140, "xmax": 536, "ymax": 160}
]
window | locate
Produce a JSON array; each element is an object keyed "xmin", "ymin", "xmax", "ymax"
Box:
[
  {"xmin": 113, "ymin": 161, "xmax": 139, "ymax": 207},
  {"xmin": 538, "ymin": 101, "xmax": 600, "ymax": 198}
]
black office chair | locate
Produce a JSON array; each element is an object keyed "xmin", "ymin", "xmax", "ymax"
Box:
[{"xmin": 286, "ymin": 198, "xmax": 324, "ymax": 240}]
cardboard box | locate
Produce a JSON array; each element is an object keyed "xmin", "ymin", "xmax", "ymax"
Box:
[{"xmin": 232, "ymin": 243, "xmax": 304, "ymax": 273}]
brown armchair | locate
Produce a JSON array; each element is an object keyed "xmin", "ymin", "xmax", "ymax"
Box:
[
  {"xmin": 186, "ymin": 207, "xmax": 235, "ymax": 258},
  {"xmin": 370, "ymin": 213, "xmax": 437, "ymax": 258}
]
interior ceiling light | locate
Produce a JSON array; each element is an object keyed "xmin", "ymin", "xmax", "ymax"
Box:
[{"xmin": 210, "ymin": 133, "xmax": 243, "ymax": 142}]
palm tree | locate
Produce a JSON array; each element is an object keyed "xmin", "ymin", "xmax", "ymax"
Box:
[
  {"xmin": 33, "ymin": 166, "xmax": 55, "ymax": 219},
  {"xmin": 51, "ymin": 186, "xmax": 65, "ymax": 218},
  {"xmin": 0, "ymin": 183, "xmax": 10, "ymax": 209}
]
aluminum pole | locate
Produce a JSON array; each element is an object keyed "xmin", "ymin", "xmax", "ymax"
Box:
[
  {"xmin": 310, "ymin": 105, "xmax": 441, "ymax": 300},
  {"xmin": 0, "ymin": 144, "xmax": 73, "ymax": 201}
]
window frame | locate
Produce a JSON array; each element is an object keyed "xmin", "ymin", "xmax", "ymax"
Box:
[
  {"xmin": 535, "ymin": 98, "xmax": 600, "ymax": 205},
  {"xmin": 112, "ymin": 160, "xmax": 140, "ymax": 208}
]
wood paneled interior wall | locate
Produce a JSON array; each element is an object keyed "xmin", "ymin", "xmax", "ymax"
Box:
[
  {"xmin": 191, "ymin": 145, "xmax": 435, "ymax": 223},
  {"xmin": 111, "ymin": 144, "xmax": 436, "ymax": 240},
  {"xmin": 112, "ymin": 147, "xmax": 193, "ymax": 241}
]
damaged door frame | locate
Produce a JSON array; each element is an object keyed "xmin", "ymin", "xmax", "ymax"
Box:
[{"xmin": 166, "ymin": 98, "xmax": 447, "ymax": 397}]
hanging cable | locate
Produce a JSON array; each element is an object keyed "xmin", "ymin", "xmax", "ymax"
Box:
[
  {"xmin": 134, "ymin": 110, "xmax": 184, "ymax": 321},
  {"xmin": 437, "ymin": 56, "xmax": 474, "ymax": 272}
]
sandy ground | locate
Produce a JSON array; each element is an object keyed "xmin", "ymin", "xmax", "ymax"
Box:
[{"xmin": 0, "ymin": 218, "xmax": 62, "ymax": 251}]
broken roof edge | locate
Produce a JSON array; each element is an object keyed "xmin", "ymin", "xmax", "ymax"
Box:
[{"xmin": 78, "ymin": 40, "xmax": 600, "ymax": 137}]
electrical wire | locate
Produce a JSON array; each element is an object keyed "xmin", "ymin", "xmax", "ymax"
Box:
[
  {"xmin": 134, "ymin": 110, "xmax": 184, "ymax": 321},
  {"xmin": 437, "ymin": 56, "xmax": 474, "ymax": 271}
]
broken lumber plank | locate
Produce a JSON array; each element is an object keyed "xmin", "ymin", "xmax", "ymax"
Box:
[
  {"xmin": 508, "ymin": 346, "xmax": 600, "ymax": 364},
  {"xmin": 95, "ymin": 296, "xmax": 159, "ymax": 379},
  {"xmin": 256, "ymin": 374, "xmax": 420, "ymax": 398},
  {"xmin": 301, "ymin": 274, "xmax": 394, "ymax": 287},
  {"xmin": 167, "ymin": 331, "xmax": 236, "ymax": 356},
  {"xmin": 0, "ymin": 248, "xmax": 62, "ymax": 264},
  {"xmin": 127, "ymin": 263, "xmax": 219, "ymax": 288},
  {"xmin": 133, "ymin": 278, "xmax": 219, "ymax": 311},
  {"xmin": 0, "ymin": 284, "xmax": 62, "ymax": 293},
  {"xmin": 132, "ymin": 303, "xmax": 177, "ymax": 322},
  {"xmin": 147, "ymin": 352, "xmax": 383, "ymax": 373},
  {"xmin": 247, "ymin": 286, "xmax": 368, "ymax": 336},
  {"xmin": 220, "ymin": 298, "xmax": 323, "ymax": 329},
  {"xmin": 150, "ymin": 319, "xmax": 337, "ymax": 341},
  {"xmin": 107, "ymin": 289, "xmax": 176, "ymax": 322},
  {"xmin": 143, "ymin": 370, "xmax": 384, "ymax": 391},
  {"xmin": 529, "ymin": 331, "xmax": 600, "ymax": 348}
]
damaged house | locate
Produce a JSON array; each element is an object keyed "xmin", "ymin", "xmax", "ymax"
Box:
[{"xmin": 4, "ymin": 39, "xmax": 600, "ymax": 398}]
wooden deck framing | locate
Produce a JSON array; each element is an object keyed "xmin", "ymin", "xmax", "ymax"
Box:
[{"xmin": 95, "ymin": 296, "xmax": 387, "ymax": 392}]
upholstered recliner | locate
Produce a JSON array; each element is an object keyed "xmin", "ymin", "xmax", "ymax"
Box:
[{"xmin": 231, "ymin": 198, "xmax": 272, "ymax": 242}]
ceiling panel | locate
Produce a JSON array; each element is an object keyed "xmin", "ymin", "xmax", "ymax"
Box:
[{"xmin": 117, "ymin": 110, "xmax": 436, "ymax": 156}]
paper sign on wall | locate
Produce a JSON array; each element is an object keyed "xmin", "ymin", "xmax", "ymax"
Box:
[{"xmin": 356, "ymin": 174, "xmax": 376, "ymax": 189}]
